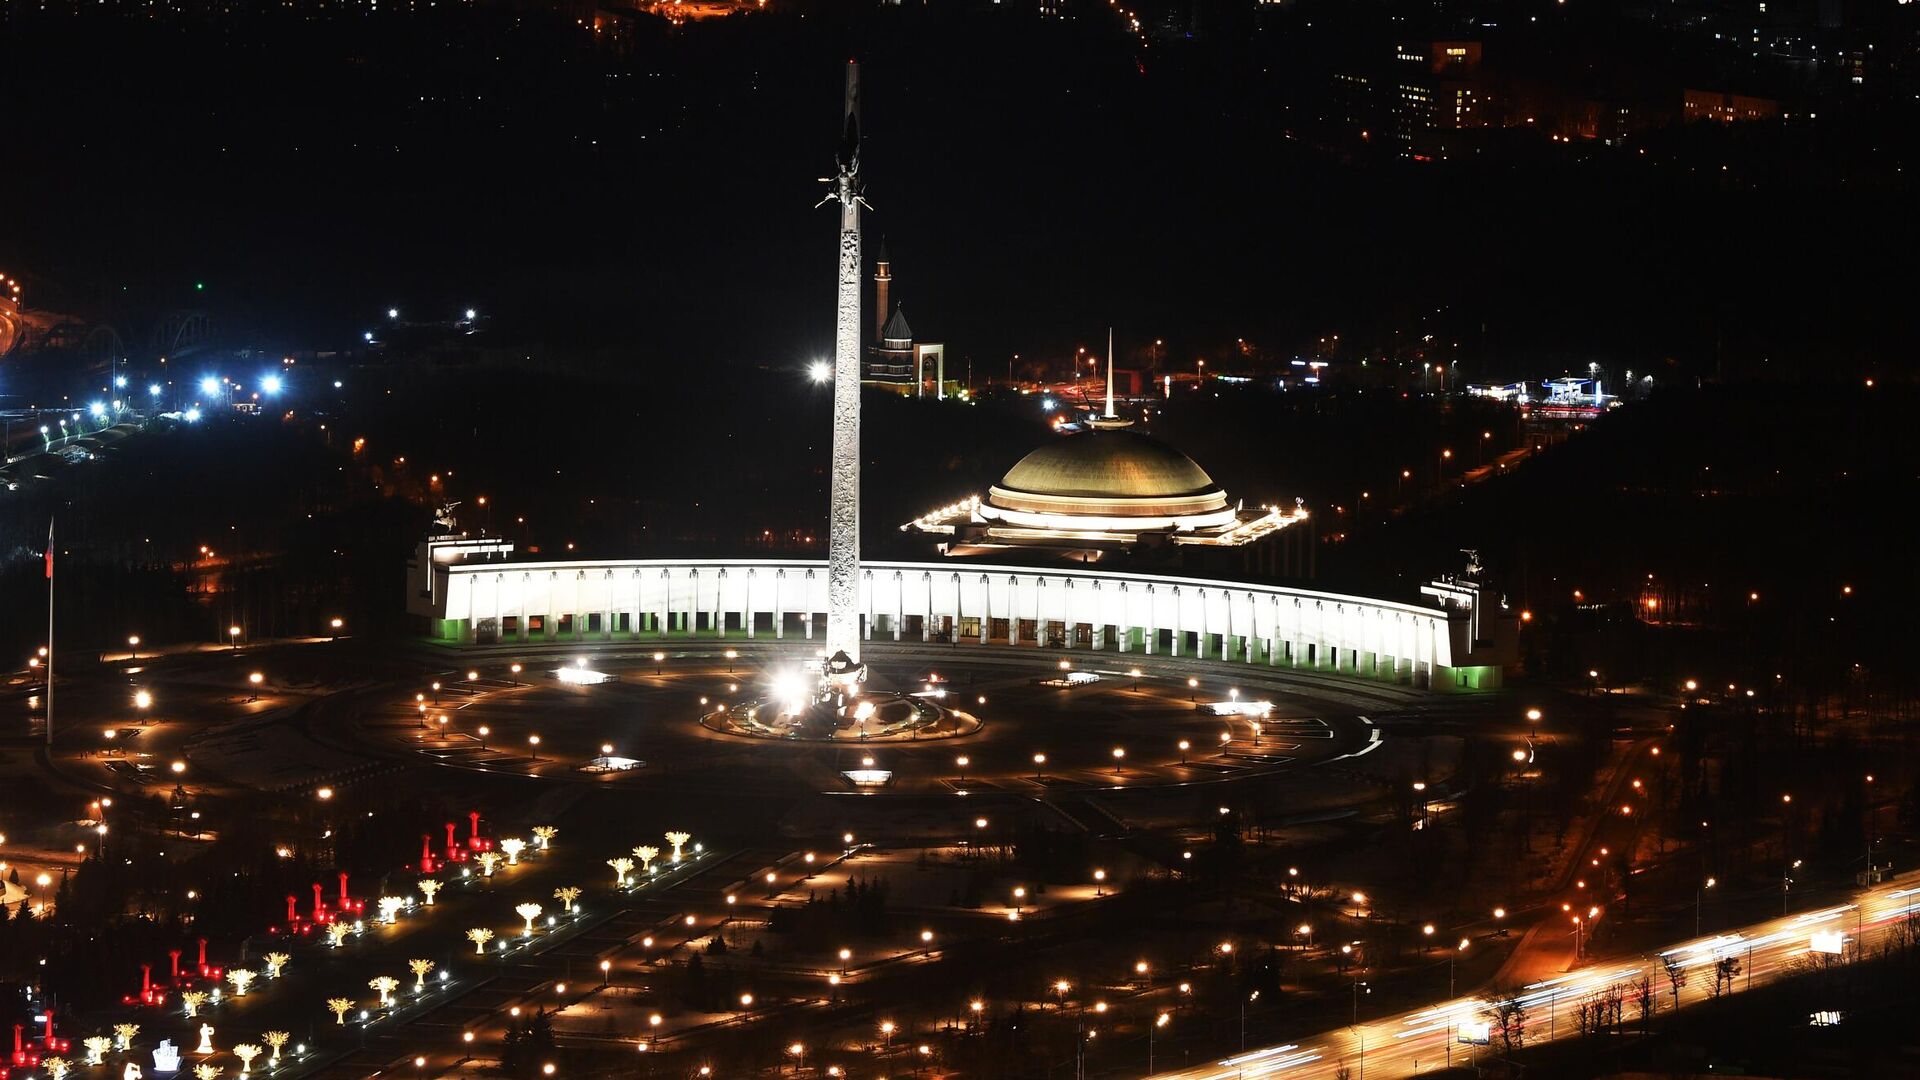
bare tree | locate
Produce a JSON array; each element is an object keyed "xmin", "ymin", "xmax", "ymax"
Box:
[
  {"xmin": 1482, "ymin": 987, "xmax": 1529, "ymax": 1054},
  {"xmin": 1711, "ymin": 955, "xmax": 1741, "ymax": 998},
  {"xmin": 1663, "ymin": 956, "xmax": 1688, "ymax": 1009}
]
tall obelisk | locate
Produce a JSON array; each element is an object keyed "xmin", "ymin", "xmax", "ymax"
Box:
[{"xmin": 826, "ymin": 61, "xmax": 864, "ymax": 663}]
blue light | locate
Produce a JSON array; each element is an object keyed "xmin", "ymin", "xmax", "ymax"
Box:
[
  {"xmin": 148, "ymin": 383, "xmax": 162, "ymax": 396},
  {"xmin": 1041, "ymin": 398, "xmax": 1056, "ymax": 412},
  {"xmin": 200, "ymin": 376, "xmax": 220, "ymax": 396},
  {"xmin": 261, "ymin": 374, "xmax": 283, "ymax": 394},
  {"xmin": 184, "ymin": 407, "xmax": 202, "ymax": 423},
  {"xmin": 89, "ymin": 401, "xmax": 106, "ymax": 417}
]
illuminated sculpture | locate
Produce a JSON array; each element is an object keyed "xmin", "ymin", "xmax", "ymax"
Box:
[
  {"xmin": 607, "ymin": 857, "xmax": 634, "ymax": 887},
  {"xmin": 819, "ymin": 60, "xmax": 865, "ymax": 666},
  {"xmin": 226, "ymin": 970, "xmax": 256, "ymax": 998},
  {"xmin": 326, "ymin": 923, "xmax": 352, "ymax": 949},
  {"xmin": 262, "ymin": 953, "xmax": 290, "ymax": 980},
  {"xmin": 262, "ymin": 1032, "xmax": 289, "ymax": 1068},
  {"xmin": 515, "ymin": 902, "xmax": 543, "ymax": 936},
  {"xmin": 467, "ymin": 928, "xmax": 495, "ymax": 955},
  {"xmin": 191, "ymin": 1065, "xmax": 220, "ymax": 1080},
  {"xmin": 633, "ymin": 846, "xmax": 659, "ymax": 875},
  {"xmin": 368, "ymin": 975, "xmax": 399, "ymax": 1008},
  {"xmin": 553, "ymin": 886, "xmax": 581, "ymax": 913},
  {"xmin": 409, "ymin": 959, "xmax": 435, "ymax": 992},
  {"xmin": 418, "ymin": 879, "xmax": 441, "ymax": 906},
  {"xmin": 179, "ymin": 991, "xmax": 208, "ymax": 1019},
  {"xmin": 152, "ymin": 1040, "xmax": 181, "ymax": 1073},
  {"xmin": 378, "ymin": 896, "xmax": 406, "ymax": 925},
  {"xmin": 499, "ymin": 838, "xmax": 526, "ymax": 866},
  {"xmin": 44, "ymin": 1058, "xmax": 71, "ymax": 1080},
  {"xmin": 231, "ymin": 1044, "xmax": 261, "ymax": 1077},
  {"xmin": 123, "ymin": 1065, "xmax": 143, "ymax": 1080},
  {"xmin": 84, "ymin": 1037, "xmax": 114, "ymax": 1066},
  {"xmin": 476, "ymin": 852, "xmax": 503, "ymax": 878},
  {"xmin": 325, "ymin": 998, "xmax": 354, "ymax": 1026},
  {"xmin": 195, "ymin": 1024, "xmax": 214, "ymax": 1055},
  {"xmin": 114, "ymin": 1024, "xmax": 139, "ymax": 1052},
  {"xmin": 665, "ymin": 832, "xmax": 691, "ymax": 864},
  {"xmin": 531, "ymin": 825, "xmax": 557, "ymax": 851}
]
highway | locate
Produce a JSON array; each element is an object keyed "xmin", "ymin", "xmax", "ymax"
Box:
[{"xmin": 1155, "ymin": 870, "xmax": 1920, "ymax": 1078}]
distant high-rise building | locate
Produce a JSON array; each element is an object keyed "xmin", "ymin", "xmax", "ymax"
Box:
[{"xmin": 1391, "ymin": 41, "xmax": 1486, "ymax": 160}]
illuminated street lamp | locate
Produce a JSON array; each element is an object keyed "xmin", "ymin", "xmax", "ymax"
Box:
[
  {"xmin": 528, "ymin": 734, "xmax": 541, "ymax": 761},
  {"xmin": 128, "ymin": 635, "xmax": 141, "ymax": 659},
  {"xmin": 956, "ymin": 755, "xmax": 969, "ymax": 782},
  {"xmin": 1177, "ymin": 739, "xmax": 1190, "ymax": 765},
  {"xmin": 725, "ymin": 649, "xmax": 738, "ymax": 673},
  {"xmin": 1187, "ymin": 677, "xmax": 1199, "ymax": 702},
  {"xmin": 228, "ymin": 625, "xmax": 242, "ymax": 652},
  {"xmin": 248, "ymin": 672, "xmax": 264, "ymax": 702},
  {"xmin": 1033, "ymin": 753, "xmax": 1047, "ymax": 781},
  {"xmin": 1141, "ymin": 1009, "xmax": 1173, "ymax": 1071}
]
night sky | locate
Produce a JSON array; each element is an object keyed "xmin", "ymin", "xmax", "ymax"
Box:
[{"xmin": 4, "ymin": 2, "xmax": 1913, "ymax": 379}]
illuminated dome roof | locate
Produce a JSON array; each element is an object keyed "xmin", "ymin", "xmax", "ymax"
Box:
[{"xmin": 988, "ymin": 430, "xmax": 1231, "ymax": 520}]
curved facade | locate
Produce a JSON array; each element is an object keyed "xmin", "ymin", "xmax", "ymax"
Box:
[{"xmin": 412, "ymin": 553, "xmax": 1493, "ymax": 689}]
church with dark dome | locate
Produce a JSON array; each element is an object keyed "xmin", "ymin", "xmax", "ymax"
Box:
[{"xmin": 905, "ymin": 421, "xmax": 1310, "ymax": 571}]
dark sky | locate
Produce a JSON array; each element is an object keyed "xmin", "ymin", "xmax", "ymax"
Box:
[{"xmin": 3, "ymin": 2, "xmax": 1914, "ymax": 380}]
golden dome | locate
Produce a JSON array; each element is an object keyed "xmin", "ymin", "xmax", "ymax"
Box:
[{"xmin": 988, "ymin": 430, "xmax": 1230, "ymax": 519}]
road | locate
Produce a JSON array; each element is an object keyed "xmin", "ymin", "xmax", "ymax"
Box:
[{"xmin": 1154, "ymin": 870, "xmax": 1920, "ymax": 1078}]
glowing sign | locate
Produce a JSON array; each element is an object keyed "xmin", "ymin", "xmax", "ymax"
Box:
[
  {"xmin": 1457, "ymin": 1020, "xmax": 1490, "ymax": 1045},
  {"xmin": 1206, "ymin": 700, "xmax": 1276, "ymax": 717},
  {"xmin": 556, "ymin": 666, "xmax": 612, "ymax": 685},
  {"xmin": 841, "ymin": 770, "xmax": 893, "ymax": 788},
  {"xmin": 1810, "ymin": 931, "xmax": 1845, "ymax": 955}
]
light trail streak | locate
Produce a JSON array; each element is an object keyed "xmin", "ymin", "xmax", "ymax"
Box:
[{"xmin": 1156, "ymin": 871, "xmax": 1920, "ymax": 1078}]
